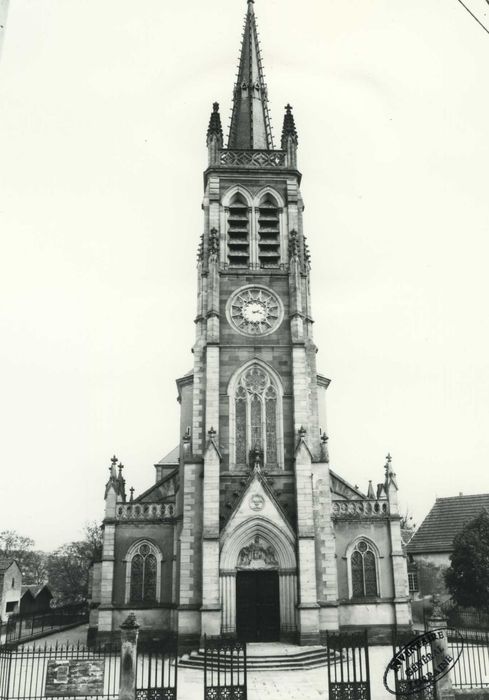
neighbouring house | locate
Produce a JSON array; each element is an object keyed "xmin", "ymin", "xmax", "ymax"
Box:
[
  {"xmin": 406, "ymin": 493, "xmax": 489, "ymax": 600},
  {"xmin": 19, "ymin": 585, "xmax": 53, "ymax": 616},
  {"xmin": 0, "ymin": 560, "xmax": 22, "ymax": 621}
]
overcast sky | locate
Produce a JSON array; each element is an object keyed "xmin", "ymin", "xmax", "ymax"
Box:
[{"xmin": 0, "ymin": 0, "xmax": 488, "ymax": 551}]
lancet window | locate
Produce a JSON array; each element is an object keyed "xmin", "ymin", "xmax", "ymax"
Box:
[
  {"xmin": 126, "ymin": 541, "xmax": 161, "ymax": 603},
  {"xmin": 257, "ymin": 194, "xmax": 280, "ymax": 268},
  {"xmin": 350, "ymin": 540, "xmax": 378, "ymax": 598},
  {"xmin": 233, "ymin": 365, "xmax": 281, "ymax": 469},
  {"xmin": 227, "ymin": 193, "xmax": 250, "ymax": 267}
]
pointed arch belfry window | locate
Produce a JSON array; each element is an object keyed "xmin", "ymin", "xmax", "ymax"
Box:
[
  {"xmin": 227, "ymin": 193, "xmax": 250, "ymax": 267},
  {"xmin": 257, "ymin": 193, "xmax": 280, "ymax": 268},
  {"xmin": 229, "ymin": 362, "xmax": 284, "ymax": 470}
]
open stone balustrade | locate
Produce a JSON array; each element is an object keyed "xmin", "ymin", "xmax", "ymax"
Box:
[
  {"xmin": 219, "ymin": 149, "xmax": 287, "ymax": 168},
  {"xmin": 331, "ymin": 499, "xmax": 389, "ymax": 519},
  {"xmin": 115, "ymin": 502, "xmax": 175, "ymax": 520}
]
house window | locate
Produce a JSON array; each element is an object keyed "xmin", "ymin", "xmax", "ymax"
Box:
[
  {"xmin": 11, "ymin": 578, "xmax": 15, "ymax": 588},
  {"xmin": 408, "ymin": 571, "xmax": 418, "ymax": 593},
  {"xmin": 351, "ymin": 540, "xmax": 378, "ymax": 597},
  {"xmin": 6, "ymin": 602, "xmax": 17, "ymax": 612},
  {"xmin": 233, "ymin": 365, "xmax": 280, "ymax": 469},
  {"xmin": 129, "ymin": 543, "xmax": 158, "ymax": 603}
]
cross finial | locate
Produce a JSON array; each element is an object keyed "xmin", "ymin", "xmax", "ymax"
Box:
[
  {"xmin": 118, "ymin": 462, "xmax": 124, "ymax": 476},
  {"xmin": 111, "ymin": 455, "xmax": 118, "ymax": 466},
  {"xmin": 384, "ymin": 453, "xmax": 392, "ymax": 475},
  {"xmin": 208, "ymin": 426, "xmax": 217, "ymax": 438},
  {"xmin": 299, "ymin": 425, "xmax": 307, "ymax": 439},
  {"xmin": 129, "ymin": 487, "xmax": 134, "ymax": 502},
  {"xmin": 285, "ymin": 103, "xmax": 292, "ymax": 113}
]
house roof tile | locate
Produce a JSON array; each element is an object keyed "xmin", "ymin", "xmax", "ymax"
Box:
[{"xmin": 406, "ymin": 494, "xmax": 489, "ymax": 554}]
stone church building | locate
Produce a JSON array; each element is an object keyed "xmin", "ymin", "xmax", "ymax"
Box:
[{"xmin": 89, "ymin": 0, "xmax": 411, "ymax": 647}]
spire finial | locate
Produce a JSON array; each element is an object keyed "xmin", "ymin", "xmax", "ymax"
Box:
[
  {"xmin": 129, "ymin": 487, "xmax": 134, "ymax": 502},
  {"xmin": 384, "ymin": 452, "xmax": 392, "ymax": 475},
  {"xmin": 228, "ymin": 0, "xmax": 273, "ymax": 149},
  {"xmin": 281, "ymin": 103, "xmax": 298, "ymax": 149},
  {"xmin": 111, "ymin": 455, "xmax": 118, "ymax": 466}
]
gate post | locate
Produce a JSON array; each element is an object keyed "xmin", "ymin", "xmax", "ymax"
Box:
[
  {"xmin": 119, "ymin": 613, "xmax": 139, "ymax": 700},
  {"xmin": 426, "ymin": 595, "xmax": 455, "ymax": 700}
]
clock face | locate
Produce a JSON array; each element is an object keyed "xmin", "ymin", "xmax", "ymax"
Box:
[{"xmin": 227, "ymin": 286, "xmax": 283, "ymax": 336}]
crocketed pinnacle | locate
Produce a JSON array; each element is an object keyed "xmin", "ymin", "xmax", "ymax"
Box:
[
  {"xmin": 281, "ymin": 103, "xmax": 298, "ymax": 148},
  {"xmin": 207, "ymin": 102, "xmax": 223, "ymax": 143},
  {"xmin": 228, "ymin": 0, "xmax": 273, "ymax": 150}
]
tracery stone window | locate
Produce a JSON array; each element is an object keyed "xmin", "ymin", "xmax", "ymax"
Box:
[
  {"xmin": 231, "ymin": 364, "xmax": 282, "ymax": 469},
  {"xmin": 125, "ymin": 541, "xmax": 162, "ymax": 604},
  {"xmin": 350, "ymin": 540, "xmax": 378, "ymax": 598}
]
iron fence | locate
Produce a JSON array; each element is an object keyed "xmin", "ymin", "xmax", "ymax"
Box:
[
  {"xmin": 391, "ymin": 629, "xmax": 435, "ymax": 700},
  {"xmin": 326, "ymin": 629, "xmax": 371, "ymax": 700},
  {"xmin": 448, "ymin": 629, "xmax": 489, "ymax": 689},
  {"xmin": 0, "ymin": 641, "xmax": 120, "ymax": 700},
  {"xmin": 204, "ymin": 636, "xmax": 247, "ymax": 700},
  {"xmin": 0, "ymin": 605, "xmax": 88, "ymax": 646},
  {"xmin": 135, "ymin": 638, "xmax": 178, "ymax": 700}
]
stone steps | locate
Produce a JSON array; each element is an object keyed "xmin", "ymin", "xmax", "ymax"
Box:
[{"xmin": 179, "ymin": 645, "xmax": 342, "ymax": 671}]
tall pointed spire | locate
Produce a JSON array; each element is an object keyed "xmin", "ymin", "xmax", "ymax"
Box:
[{"xmin": 228, "ymin": 0, "xmax": 274, "ymax": 150}]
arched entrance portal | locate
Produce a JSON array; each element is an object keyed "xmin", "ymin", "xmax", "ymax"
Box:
[{"xmin": 220, "ymin": 517, "xmax": 297, "ymax": 641}]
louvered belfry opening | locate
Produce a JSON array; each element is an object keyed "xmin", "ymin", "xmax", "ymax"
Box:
[
  {"xmin": 258, "ymin": 195, "xmax": 280, "ymax": 268},
  {"xmin": 228, "ymin": 194, "xmax": 250, "ymax": 267}
]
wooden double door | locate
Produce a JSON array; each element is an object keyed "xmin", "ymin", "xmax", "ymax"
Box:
[{"xmin": 236, "ymin": 570, "xmax": 280, "ymax": 642}]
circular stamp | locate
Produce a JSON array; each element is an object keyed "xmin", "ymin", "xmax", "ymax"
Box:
[{"xmin": 383, "ymin": 627, "xmax": 464, "ymax": 697}]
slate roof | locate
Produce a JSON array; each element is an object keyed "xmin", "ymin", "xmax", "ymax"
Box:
[
  {"xmin": 156, "ymin": 446, "xmax": 179, "ymax": 466},
  {"xmin": 406, "ymin": 494, "xmax": 489, "ymax": 554}
]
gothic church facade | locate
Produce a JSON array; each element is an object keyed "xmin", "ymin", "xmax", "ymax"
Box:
[{"xmin": 89, "ymin": 0, "xmax": 411, "ymax": 647}]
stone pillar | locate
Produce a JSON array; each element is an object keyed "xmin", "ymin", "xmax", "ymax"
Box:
[
  {"xmin": 426, "ymin": 596, "xmax": 455, "ymax": 700},
  {"xmin": 201, "ymin": 433, "xmax": 221, "ymax": 638},
  {"xmin": 220, "ymin": 572, "xmax": 236, "ymax": 635},
  {"xmin": 279, "ymin": 571, "xmax": 297, "ymax": 637},
  {"xmin": 119, "ymin": 613, "xmax": 139, "ymax": 700},
  {"xmin": 177, "ymin": 459, "xmax": 202, "ymax": 648},
  {"xmin": 294, "ymin": 435, "xmax": 320, "ymax": 644},
  {"xmin": 312, "ymin": 449, "xmax": 340, "ymax": 637},
  {"xmin": 386, "ymin": 459, "xmax": 412, "ymax": 628}
]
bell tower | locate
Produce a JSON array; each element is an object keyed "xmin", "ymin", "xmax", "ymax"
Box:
[{"xmin": 175, "ymin": 0, "xmax": 338, "ymax": 646}]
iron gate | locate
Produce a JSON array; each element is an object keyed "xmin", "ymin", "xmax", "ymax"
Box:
[
  {"xmin": 326, "ymin": 629, "xmax": 371, "ymax": 700},
  {"xmin": 204, "ymin": 636, "xmax": 247, "ymax": 700},
  {"xmin": 390, "ymin": 629, "xmax": 435, "ymax": 700},
  {"xmin": 136, "ymin": 639, "xmax": 178, "ymax": 700}
]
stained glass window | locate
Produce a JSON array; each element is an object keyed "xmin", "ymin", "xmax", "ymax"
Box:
[
  {"xmin": 250, "ymin": 394, "xmax": 262, "ymax": 448},
  {"xmin": 233, "ymin": 365, "xmax": 282, "ymax": 469},
  {"xmin": 351, "ymin": 540, "xmax": 378, "ymax": 598},
  {"xmin": 364, "ymin": 551, "xmax": 377, "ymax": 596},
  {"xmin": 143, "ymin": 554, "xmax": 157, "ymax": 601},
  {"xmin": 235, "ymin": 387, "xmax": 247, "ymax": 466},
  {"xmin": 130, "ymin": 553, "xmax": 144, "ymax": 602},
  {"xmin": 130, "ymin": 543, "xmax": 159, "ymax": 603},
  {"xmin": 265, "ymin": 387, "xmax": 277, "ymax": 465},
  {"xmin": 351, "ymin": 550, "xmax": 364, "ymax": 597}
]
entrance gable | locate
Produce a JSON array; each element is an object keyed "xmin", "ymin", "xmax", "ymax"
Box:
[{"xmin": 220, "ymin": 468, "xmax": 295, "ymax": 560}]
